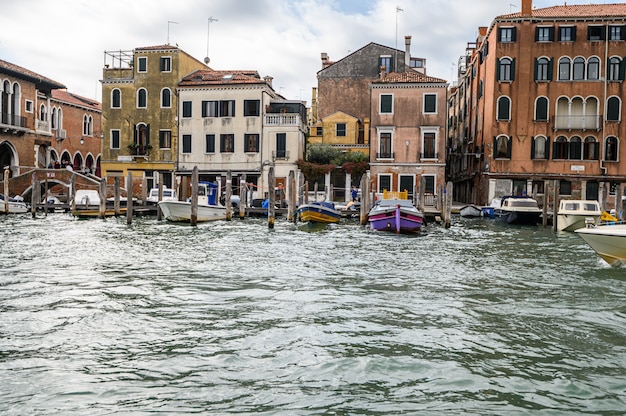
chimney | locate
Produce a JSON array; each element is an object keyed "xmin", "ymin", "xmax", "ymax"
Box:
[
  {"xmin": 404, "ymin": 35, "xmax": 412, "ymax": 69},
  {"xmin": 264, "ymin": 76, "xmax": 273, "ymax": 88},
  {"xmin": 321, "ymin": 52, "xmax": 330, "ymax": 68},
  {"xmin": 521, "ymin": 0, "xmax": 532, "ymax": 16},
  {"xmin": 380, "ymin": 65, "xmax": 387, "ymax": 80}
]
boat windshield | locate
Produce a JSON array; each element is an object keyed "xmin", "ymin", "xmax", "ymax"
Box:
[{"xmin": 507, "ymin": 199, "xmax": 538, "ymax": 208}]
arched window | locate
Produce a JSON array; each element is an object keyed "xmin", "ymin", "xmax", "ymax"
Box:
[
  {"xmin": 535, "ymin": 57, "xmax": 551, "ymax": 81},
  {"xmin": 497, "ymin": 96, "xmax": 511, "ymax": 121},
  {"xmin": 570, "ymin": 136, "xmax": 582, "ymax": 160},
  {"xmin": 497, "ymin": 57, "xmax": 514, "ymax": 81},
  {"xmin": 531, "ymin": 136, "xmax": 549, "ymax": 159},
  {"xmin": 583, "ymin": 136, "xmax": 599, "ymax": 160},
  {"xmin": 553, "ymin": 136, "xmax": 568, "ymax": 159},
  {"xmin": 137, "ymin": 88, "xmax": 147, "ymax": 108},
  {"xmin": 587, "ymin": 57, "xmax": 600, "ymax": 80},
  {"xmin": 573, "ymin": 57, "xmax": 585, "ymax": 80},
  {"xmin": 57, "ymin": 108, "xmax": 63, "ymax": 130},
  {"xmin": 494, "ymin": 135, "xmax": 511, "ymax": 159},
  {"xmin": 535, "ymin": 96, "xmax": 548, "ymax": 121},
  {"xmin": 161, "ymin": 88, "xmax": 171, "ymax": 108},
  {"xmin": 51, "ymin": 108, "xmax": 57, "ymax": 129},
  {"xmin": 88, "ymin": 115, "xmax": 93, "ymax": 136},
  {"xmin": 111, "ymin": 89, "xmax": 121, "ymax": 108},
  {"xmin": 609, "ymin": 57, "xmax": 623, "ymax": 81},
  {"xmin": 607, "ymin": 96, "xmax": 621, "ymax": 121},
  {"xmin": 605, "ymin": 136, "xmax": 619, "ymax": 161},
  {"xmin": 82, "ymin": 114, "xmax": 89, "ymax": 135},
  {"xmin": 558, "ymin": 57, "xmax": 571, "ymax": 80},
  {"xmin": 40, "ymin": 104, "xmax": 46, "ymax": 121}
]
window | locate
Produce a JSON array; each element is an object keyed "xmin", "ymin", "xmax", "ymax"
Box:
[
  {"xmin": 535, "ymin": 97, "xmax": 548, "ymax": 121},
  {"xmin": 336, "ymin": 123, "xmax": 346, "ymax": 137},
  {"xmin": 422, "ymin": 132, "xmax": 436, "ymax": 159},
  {"xmin": 573, "ymin": 57, "xmax": 585, "ymax": 80},
  {"xmin": 137, "ymin": 57, "xmax": 147, "ymax": 72},
  {"xmin": 40, "ymin": 104, "xmax": 46, "ymax": 121},
  {"xmin": 588, "ymin": 26, "xmax": 605, "ymax": 41},
  {"xmin": 424, "ymin": 175, "xmax": 435, "ymax": 194},
  {"xmin": 244, "ymin": 100, "xmax": 260, "ymax": 116},
  {"xmin": 553, "ymin": 136, "xmax": 568, "ymax": 159},
  {"xmin": 558, "ymin": 57, "xmax": 571, "ymax": 80},
  {"xmin": 379, "ymin": 55, "xmax": 392, "ymax": 74},
  {"xmin": 570, "ymin": 136, "xmax": 582, "ymax": 160},
  {"xmin": 379, "ymin": 132, "xmax": 392, "ymax": 158},
  {"xmin": 182, "ymin": 101, "xmax": 192, "ymax": 118},
  {"xmin": 276, "ymin": 133, "xmax": 287, "ymax": 158},
  {"xmin": 559, "ymin": 26, "xmax": 575, "ymax": 42},
  {"xmin": 82, "ymin": 115, "xmax": 93, "ymax": 136},
  {"xmin": 111, "ymin": 89, "xmax": 121, "ymax": 108},
  {"xmin": 605, "ymin": 137, "xmax": 619, "ymax": 161},
  {"xmin": 110, "ymin": 130, "xmax": 120, "ymax": 149},
  {"xmin": 608, "ymin": 57, "xmax": 623, "ymax": 81},
  {"xmin": 160, "ymin": 56, "xmax": 171, "ymax": 72},
  {"xmin": 607, "ymin": 96, "xmax": 621, "ymax": 121},
  {"xmin": 497, "ymin": 96, "xmax": 511, "ymax": 121},
  {"xmin": 25, "ymin": 100, "xmax": 33, "ymax": 113},
  {"xmin": 531, "ymin": 136, "xmax": 549, "ymax": 160},
  {"xmin": 219, "ymin": 100, "xmax": 235, "ymax": 117},
  {"xmin": 534, "ymin": 57, "xmax": 552, "ymax": 81},
  {"xmin": 182, "ymin": 134, "xmax": 192, "ymax": 153},
  {"xmin": 610, "ymin": 25, "xmax": 626, "ymax": 41},
  {"xmin": 498, "ymin": 27, "xmax": 516, "ymax": 43},
  {"xmin": 494, "ymin": 135, "xmax": 511, "ymax": 159},
  {"xmin": 202, "ymin": 101, "xmax": 218, "ymax": 117},
  {"xmin": 161, "ymin": 88, "xmax": 171, "ymax": 108},
  {"xmin": 587, "ymin": 57, "xmax": 600, "ymax": 80},
  {"xmin": 137, "ymin": 88, "xmax": 147, "ymax": 108},
  {"xmin": 424, "ymin": 94, "xmax": 437, "ymax": 113},
  {"xmin": 159, "ymin": 130, "xmax": 171, "ymax": 149},
  {"xmin": 51, "ymin": 108, "xmax": 57, "ymax": 129},
  {"xmin": 497, "ymin": 58, "xmax": 514, "ymax": 81},
  {"xmin": 536, "ymin": 26, "xmax": 554, "ymax": 42},
  {"xmin": 583, "ymin": 136, "xmax": 599, "ymax": 160},
  {"xmin": 560, "ymin": 180, "xmax": 572, "ymax": 196},
  {"xmin": 244, "ymin": 134, "xmax": 259, "ymax": 152},
  {"xmin": 378, "ymin": 174, "xmax": 392, "ymax": 193},
  {"xmin": 380, "ymin": 94, "xmax": 393, "ymax": 114},
  {"xmin": 205, "ymin": 134, "xmax": 215, "ymax": 153},
  {"xmin": 220, "ymin": 134, "xmax": 234, "ymax": 153}
]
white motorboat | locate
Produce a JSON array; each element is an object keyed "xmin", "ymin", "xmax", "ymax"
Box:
[
  {"xmin": 493, "ymin": 196, "xmax": 542, "ymax": 225},
  {"xmin": 0, "ymin": 194, "xmax": 29, "ymax": 214},
  {"xmin": 575, "ymin": 222, "xmax": 626, "ymax": 266},
  {"xmin": 460, "ymin": 204, "xmax": 482, "ymax": 218},
  {"xmin": 158, "ymin": 182, "xmax": 226, "ymax": 222},
  {"xmin": 146, "ymin": 186, "xmax": 178, "ymax": 205},
  {"xmin": 556, "ymin": 200, "xmax": 602, "ymax": 232}
]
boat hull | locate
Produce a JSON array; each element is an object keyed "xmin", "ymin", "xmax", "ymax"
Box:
[
  {"xmin": 297, "ymin": 204, "xmax": 340, "ymax": 224},
  {"xmin": 368, "ymin": 205, "xmax": 424, "ymax": 234},
  {"xmin": 460, "ymin": 205, "xmax": 482, "ymax": 218},
  {"xmin": 495, "ymin": 209, "xmax": 541, "ymax": 225},
  {"xmin": 158, "ymin": 201, "xmax": 226, "ymax": 222},
  {"xmin": 1, "ymin": 201, "xmax": 29, "ymax": 214},
  {"xmin": 576, "ymin": 224, "xmax": 626, "ymax": 265},
  {"xmin": 557, "ymin": 214, "xmax": 601, "ymax": 232}
]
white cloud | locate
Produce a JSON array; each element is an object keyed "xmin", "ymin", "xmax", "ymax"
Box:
[{"xmin": 0, "ymin": 0, "xmax": 613, "ymax": 105}]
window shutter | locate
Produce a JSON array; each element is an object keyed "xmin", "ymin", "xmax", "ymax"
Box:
[
  {"xmin": 620, "ymin": 58, "xmax": 626, "ymax": 81},
  {"xmin": 534, "ymin": 58, "xmax": 538, "ymax": 80},
  {"xmin": 622, "ymin": 26, "xmax": 626, "ymax": 41},
  {"xmin": 535, "ymin": 27, "xmax": 540, "ymax": 42},
  {"xmin": 548, "ymin": 58, "xmax": 554, "ymax": 80},
  {"xmin": 552, "ymin": 140, "xmax": 557, "ymax": 159},
  {"xmin": 507, "ymin": 137, "xmax": 512, "ymax": 158},
  {"xmin": 511, "ymin": 27, "xmax": 517, "ymax": 42},
  {"xmin": 496, "ymin": 58, "xmax": 501, "ymax": 80},
  {"xmin": 493, "ymin": 136, "xmax": 497, "ymax": 158},
  {"xmin": 146, "ymin": 124, "xmax": 150, "ymax": 146},
  {"xmin": 549, "ymin": 27, "xmax": 555, "ymax": 41},
  {"xmin": 546, "ymin": 137, "xmax": 551, "ymax": 160},
  {"xmin": 531, "ymin": 137, "xmax": 536, "ymax": 159},
  {"xmin": 571, "ymin": 27, "xmax": 577, "ymax": 41},
  {"xmin": 133, "ymin": 124, "xmax": 137, "ymax": 144},
  {"xmin": 511, "ymin": 59, "xmax": 516, "ymax": 81},
  {"xmin": 593, "ymin": 142, "xmax": 600, "ymax": 159}
]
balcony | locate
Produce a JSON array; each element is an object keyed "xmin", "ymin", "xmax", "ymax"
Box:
[
  {"xmin": 265, "ymin": 114, "xmax": 301, "ymax": 126},
  {"xmin": 554, "ymin": 115, "xmax": 601, "ymax": 131},
  {"xmin": 1, "ymin": 112, "xmax": 27, "ymax": 128},
  {"xmin": 56, "ymin": 129, "xmax": 66, "ymax": 140}
]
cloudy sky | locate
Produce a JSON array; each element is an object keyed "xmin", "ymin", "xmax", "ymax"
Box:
[{"xmin": 0, "ymin": 0, "xmax": 613, "ymax": 105}]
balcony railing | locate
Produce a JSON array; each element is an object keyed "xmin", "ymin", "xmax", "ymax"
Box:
[
  {"xmin": 265, "ymin": 114, "xmax": 300, "ymax": 126},
  {"xmin": 272, "ymin": 150, "xmax": 290, "ymax": 160},
  {"xmin": 1, "ymin": 112, "xmax": 27, "ymax": 128},
  {"xmin": 35, "ymin": 119, "xmax": 50, "ymax": 131},
  {"xmin": 554, "ymin": 115, "xmax": 601, "ymax": 130},
  {"xmin": 376, "ymin": 152, "xmax": 394, "ymax": 159},
  {"xmin": 56, "ymin": 129, "xmax": 67, "ymax": 140},
  {"xmin": 420, "ymin": 152, "xmax": 439, "ymax": 160}
]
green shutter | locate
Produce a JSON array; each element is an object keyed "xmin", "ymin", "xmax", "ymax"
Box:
[
  {"xmin": 534, "ymin": 58, "xmax": 538, "ymax": 80},
  {"xmin": 507, "ymin": 137, "xmax": 512, "ymax": 158},
  {"xmin": 548, "ymin": 58, "xmax": 554, "ymax": 81},
  {"xmin": 531, "ymin": 136, "xmax": 536, "ymax": 159},
  {"xmin": 496, "ymin": 58, "xmax": 501, "ymax": 80},
  {"xmin": 511, "ymin": 59, "xmax": 516, "ymax": 81},
  {"xmin": 546, "ymin": 137, "xmax": 551, "ymax": 160}
]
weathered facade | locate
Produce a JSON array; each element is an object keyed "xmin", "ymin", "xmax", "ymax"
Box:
[
  {"xmin": 370, "ymin": 71, "xmax": 448, "ymax": 199},
  {"xmin": 100, "ymin": 45, "xmax": 206, "ymax": 190},
  {"xmin": 448, "ymin": 0, "xmax": 626, "ymax": 209},
  {"xmin": 176, "ymin": 69, "xmax": 306, "ymax": 199}
]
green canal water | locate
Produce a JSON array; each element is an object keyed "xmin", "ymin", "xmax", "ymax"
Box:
[{"xmin": 0, "ymin": 214, "xmax": 625, "ymax": 415}]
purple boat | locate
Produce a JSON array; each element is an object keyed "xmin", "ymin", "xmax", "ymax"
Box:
[{"xmin": 367, "ymin": 199, "xmax": 425, "ymax": 234}]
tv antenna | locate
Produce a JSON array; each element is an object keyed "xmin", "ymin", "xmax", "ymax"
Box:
[{"xmin": 205, "ymin": 16, "xmax": 218, "ymax": 65}]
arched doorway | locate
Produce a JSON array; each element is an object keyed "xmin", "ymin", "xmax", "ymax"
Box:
[
  {"xmin": 85, "ymin": 154, "xmax": 94, "ymax": 175},
  {"xmin": 73, "ymin": 153, "xmax": 83, "ymax": 171},
  {"xmin": 0, "ymin": 141, "xmax": 18, "ymax": 176}
]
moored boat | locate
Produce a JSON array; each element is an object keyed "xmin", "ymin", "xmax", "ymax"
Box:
[
  {"xmin": 494, "ymin": 196, "xmax": 542, "ymax": 225},
  {"xmin": 575, "ymin": 222, "xmax": 626, "ymax": 266},
  {"xmin": 297, "ymin": 201, "xmax": 341, "ymax": 224},
  {"xmin": 0, "ymin": 193, "xmax": 29, "ymax": 214},
  {"xmin": 556, "ymin": 200, "xmax": 602, "ymax": 232},
  {"xmin": 368, "ymin": 191, "xmax": 424, "ymax": 234},
  {"xmin": 158, "ymin": 182, "xmax": 226, "ymax": 222},
  {"xmin": 460, "ymin": 204, "xmax": 482, "ymax": 218}
]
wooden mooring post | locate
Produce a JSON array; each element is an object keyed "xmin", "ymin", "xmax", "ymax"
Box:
[
  {"xmin": 156, "ymin": 173, "xmax": 163, "ymax": 221},
  {"xmin": 552, "ymin": 180, "xmax": 559, "ymax": 232},
  {"xmin": 359, "ymin": 173, "xmax": 369, "ymax": 226},
  {"xmin": 126, "ymin": 172, "xmax": 133, "ymax": 224},
  {"xmin": 268, "ymin": 167, "xmax": 275, "ymax": 229},
  {"xmin": 3, "ymin": 168, "xmax": 9, "ymax": 214},
  {"xmin": 225, "ymin": 170, "xmax": 232, "ymax": 221},
  {"xmin": 190, "ymin": 166, "xmax": 199, "ymax": 226},
  {"xmin": 444, "ymin": 181, "xmax": 453, "ymax": 228},
  {"xmin": 30, "ymin": 172, "xmax": 38, "ymax": 218},
  {"xmin": 114, "ymin": 177, "xmax": 121, "ymax": 216},
  {"xmin": 288, "ymin": 170, "xmax": 296, "ymax": 223},
  {"xmin": 239, "ymin": 174, "xmax": 246, "ymax": 219},
  {"xmin": 542, "ymin": 180, "xmax": 549, "ymax": 227}
]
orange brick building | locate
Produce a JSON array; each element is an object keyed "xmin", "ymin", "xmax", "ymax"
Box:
[{"xmin": 448, "ymin": 0, "xmax": 626, "ymax": 209}]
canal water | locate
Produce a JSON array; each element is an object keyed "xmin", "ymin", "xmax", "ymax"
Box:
[{"xmin": 1, "ymin": 214, "xmax": 625, "ymax": 415}]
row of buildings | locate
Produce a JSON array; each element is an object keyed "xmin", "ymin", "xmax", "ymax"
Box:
[{"xmin": 2, "ymin": 0, "xmax": 626, "ymax": 209}]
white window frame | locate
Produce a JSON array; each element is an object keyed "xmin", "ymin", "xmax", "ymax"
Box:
[
  {"xmin": 110, "ymin": 129, "xmax": 121, "ymax": 149},
  {"xmin": 423, "ymin": 93, "xmax": 438, "ymax": 114},
  {"xmin": 379, "ymin": 93, "xmax": 394, "ymax": 115},
  {"xmin": 137, "ymin": 57, "xmax": 147, "ymax": 73},
  {"xmin": 376, "ymin": 126, "xmax": 395, "ymax": 160},
  {"xmin": 420, "ymin": 126, "xmax": 439, "ymax": 160}
]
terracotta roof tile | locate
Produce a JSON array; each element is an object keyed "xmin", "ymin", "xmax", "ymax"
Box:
[
  {"xmin": 374, "ymin": 71, "xmax": 447, "ymax": 84},
  {"xmin": 179, "ymin": 69, "xmax": 266, "ymax": 87},
  {"xmin": 500, "ymin": 4, "xmax": 626, "ymax": 19},
  {"xmin": 52, "ymin": 90, "xmax": 101, "ymax": 111},
  {"xmin": 135, "ymin": 44, "xmax": 180, "ymax": 51},
  {"xmin": 0, "ymin": 59, "xmax": 65, "ymax": 89}
]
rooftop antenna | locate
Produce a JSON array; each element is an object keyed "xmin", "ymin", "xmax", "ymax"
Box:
[
  {"xmin": 167, "ymin": 21, "xmax": 179, "ymax": 45},
  {"xmin": 205, "ymin": 16, "xmax": 218, "ymax": 65},
  {"xmin": 395, "ymin": 6, "xmax": 403, "ymax": 72},
  {"xmin": 510, "ymin": 3, "xmax": 517, "ymax": 12}
]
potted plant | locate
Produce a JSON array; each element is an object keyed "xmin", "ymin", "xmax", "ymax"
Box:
[{"xmin": 127, "ymin": 142, "xmax": 139, "ymax": 155}]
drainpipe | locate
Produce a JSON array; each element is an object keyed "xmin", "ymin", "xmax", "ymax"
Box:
[{"xmin": 600, "ymin": 24, "xmax": 609, "ymax": 175}]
